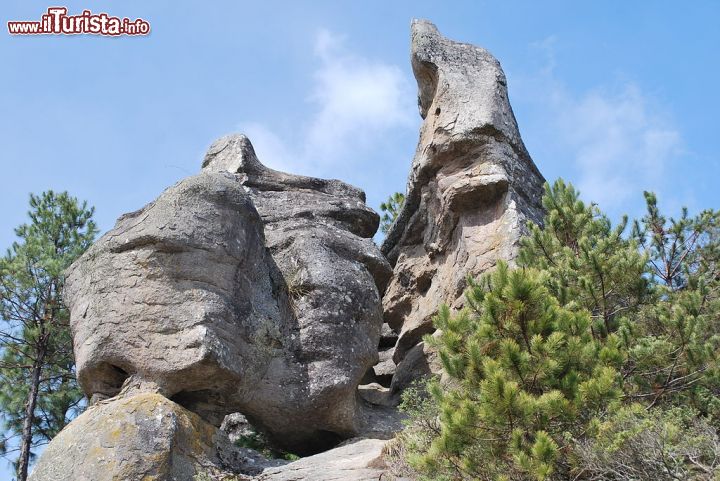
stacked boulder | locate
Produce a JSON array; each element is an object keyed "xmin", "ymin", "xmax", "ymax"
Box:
[{"xmin": 31, "ymin": 136, "xmax": 391, "ymax": 480}]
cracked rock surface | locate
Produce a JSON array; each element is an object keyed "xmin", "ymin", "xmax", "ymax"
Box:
[{"xmin": 202, "ymin": 133, "xmax": 393, "ymax": 450}]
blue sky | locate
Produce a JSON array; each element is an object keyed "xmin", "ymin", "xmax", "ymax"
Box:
[
  {"xmin": 1, "ymin": 0, "xmax": 719, "ymax": 475},
  {"xmin": 2, "ymin": 1, "xmax": 719, "ymax": 250}
]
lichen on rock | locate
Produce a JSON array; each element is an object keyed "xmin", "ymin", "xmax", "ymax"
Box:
[{"xmin": 29, "ymin": 393, "xmax": 278, "ymax": 481}]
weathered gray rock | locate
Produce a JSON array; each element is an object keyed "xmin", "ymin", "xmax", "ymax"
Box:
[
  {"xmin": 381, "ymin": 20, "xmax": 545, "ymax": 375},
  {"xmin": 28, "ymin": 393, "xmax": 280, "ymax": 481},
  {"xmin": 30, "ymin": 394, "xmax": 402, "ymax": 481},
  {"xmin": 372, "ymin": 347, "xmax": 396, "ymax": 386},
  {"xmin": 64, "ymin": 171, "xmax": 293, "ymax": 427},
  {"xmin": 358, "ymin": 383, "xmax": 393, "ymax": 406},
  {"xmin": 221, "ymin": 413, "xmax": 256, "ymax": 444},
  {"xmin": 258, "ymin": 438, "xmax": 392, "ymax": 481},
  {"xmin": 64, "ymin": 137, "xmax": 392, "ymax": 454},
  {"xmin": 202, "ymin": 133, "xmax": 393, "ymax": 449},
  {"xmin": 390, "ymin": 341, "xmax": 441, "ymax": 398},
  {"xmin": 379, "ymin": 322, "xmax": 399, "ymax": 348},
  {"xmin": 36, "ymin": 18, "xmax": 547, "ymax": 481},
  {"xmin": 363, "ymin": 341, "xmax": 441, "ymax": 410}
]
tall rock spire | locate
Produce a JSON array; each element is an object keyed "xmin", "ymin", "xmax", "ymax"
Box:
[{"xmin": 380, "ymin": 20, "xmax": 545, "ymax": 391}]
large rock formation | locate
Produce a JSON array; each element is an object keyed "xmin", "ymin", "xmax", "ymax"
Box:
[
  {"xmin": 29, "ymin": 393, "xmax": 396, "ymax": 481},
  {"xmin": 63, "ymin": 139, "xmax": 391, "ymax": 454},
  {"xmin": 378, "ymin": 20, "xmax": 545, "ymax": 394},
  {"xmin": 32, "ymin": 18, "xmax": 545, "ymax": 481}
]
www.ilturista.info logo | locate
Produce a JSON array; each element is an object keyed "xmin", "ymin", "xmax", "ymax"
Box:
[{"xmin": 7, "ymin": 7, "xmax": 150, "ymax": 36}]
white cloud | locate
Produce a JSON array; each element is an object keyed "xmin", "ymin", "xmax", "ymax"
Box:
[
  {"xmin": 306, "ymin": 29, "xmax": 414, "ymax": 160},
  {"xmin": 238, "ymin": 29, "xmax": 415, "ymax": 177},
  {"xmin": 558, "ymin": 85, "xmax": 681, "ymax": 208},
  {"xmin": 517, "ymin": 38, "xmax": 683, "ymax": 213}
]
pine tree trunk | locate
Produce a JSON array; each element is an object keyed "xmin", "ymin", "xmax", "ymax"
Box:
[{"xmin": 16, "ymin": 348, "xmax": 44, "ymax": 481}]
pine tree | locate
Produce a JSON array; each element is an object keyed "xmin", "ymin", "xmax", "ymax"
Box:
[
  {"xmin": 396, "ymin": 180, "xmax": 720, "ymax": 480},
  {"xmin": 518, "ymin": 179, "xmax": 648, "ymax": 338},
  {"xmin": 0, "ymin": 191, "xmax": 97, "ymax": 481},
  {"xmin": 623, "ymin": 193, "xmax": 720, "ymax": 415},
  {"xmin": 379, "ymin": 192, "xmax": 405, "ymax": 234},
  {"xmin": 633, "ymin": 191, "xmax": 719, "ymax": 290},
  {"xmin": 411, "ymin": 263, "xmax": 621, "ymax": 480}
]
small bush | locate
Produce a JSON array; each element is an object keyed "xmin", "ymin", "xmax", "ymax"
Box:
[
  {"xmin": 384, "ymin": 380, "xmax": 442, "ymax": 481},
  {"xmin": 235, "ymin": 432, "xmax": 299, "ymax": 461},
  {"xmin": 574, "ymin": 404, "xmax": 720, "ymax": 480}
]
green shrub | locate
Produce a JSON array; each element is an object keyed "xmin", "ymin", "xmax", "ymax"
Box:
[
  {"xmin": 235, "ymin": 431, "xmax": 300, "ymax": 461},
  {"xmin": 574, "ymin": 404, "xmax": 720, "ymax": 480},
  {"xmin": 401, "ymin": 263, "xmax": 621, "ymax": 480}
]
